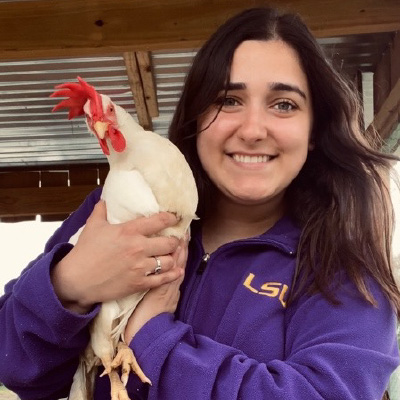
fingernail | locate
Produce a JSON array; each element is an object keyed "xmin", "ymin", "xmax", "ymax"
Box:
[
  {"xmin": 174, "ymin": 246, "xmax": 182, "ymax": 262},
  {"xmin": 177, "ymin": 246, "xmax": 186, "ymax": 265}
]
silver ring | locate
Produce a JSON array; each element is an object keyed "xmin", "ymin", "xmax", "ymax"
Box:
[{"xmin": 153, "ymin": 256, "xmax": 162, "ymax": 274}]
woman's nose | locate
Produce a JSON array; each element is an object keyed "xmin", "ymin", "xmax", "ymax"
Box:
[{"xmin": 236, "ymin": 106, "xmax": 268, "ymax": 143}]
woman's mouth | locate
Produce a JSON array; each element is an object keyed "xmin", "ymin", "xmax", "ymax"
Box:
[{"xmin": 231, "ymin": 154, "xmax": 276, "ymax": 163}]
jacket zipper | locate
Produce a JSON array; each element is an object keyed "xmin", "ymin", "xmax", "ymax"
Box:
[
  {"xmin": 196, "ymin": 253, "xmax": 210, "ymax": 275},
  {"xmin": 182, "ymin": 239, "xmax": 295, "ymax": 324}
]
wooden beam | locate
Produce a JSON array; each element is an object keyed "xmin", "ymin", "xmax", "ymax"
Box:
[
  {"xmin": 355, "ymin": 70, "xmax": 364, "ymax": 130},
  {"xmin": 123, "ymin": 51, "xmax": 152, "ymax": 130},
  {"xmin": 0, "ymin": 185, "xmax": 98, "ymax": 217},
  {"xmin": 374, "ymin": 48, "xmax": 391, "ymax": 113},
  {"xmin": 1, "ymin": 0, "xmax": 400, "ymax": 60},
  {"xmin": 370, "ymin": 30, "xmax": 400, "ymax": 140},
  {"xmin": 369, "ymin": 78, "xmax": 400, "ymax": 139},
  {"xmin": 391, "ymin": 32, "xmax": 400, "ymax": 92},
  {"xmin": 136, "ymin": 51, "xmax": 159, "ymax": 118}
]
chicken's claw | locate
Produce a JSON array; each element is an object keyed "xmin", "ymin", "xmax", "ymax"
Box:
[
  {"xmin": 111, "ymin": 342, "xmax": 152, "ymax": 386},
  {"xmin": 99, "ymin": 354, "xmax": 113, "ymax": 378},
  {"xmin": 109, "ymin": 370, "xmax": 131, "ymax": 400}
]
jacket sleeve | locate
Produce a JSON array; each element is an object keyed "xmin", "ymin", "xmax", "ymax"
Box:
[
  {"xmin": 0, "ymin": 188, "xmax": 102, "ymax": 400},
  {"xmin": 129, "ymin": 278, "xmax": 399, "ymax": 400}
]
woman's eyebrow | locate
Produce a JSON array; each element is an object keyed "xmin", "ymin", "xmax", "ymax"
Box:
[
  {"xmin": 225, "ymin": 81, "xmax": 307, "ymax": 100},
  {"xmin": 225, "ymin": 82, "xmax": 246, "ymax": 91},
  {"xmin": 269, "ymin": 82, "xmax": 307, "ymax": 100}
]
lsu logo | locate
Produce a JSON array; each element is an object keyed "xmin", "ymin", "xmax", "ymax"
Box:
[{"xmin": 243, "ymin": 273, "xmax": 289, "ymax": 308}]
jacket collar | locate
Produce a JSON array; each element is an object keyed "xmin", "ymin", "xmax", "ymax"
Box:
[{"xmin": 191, "ymin": 215, "xmax": 301, "ymax": 256}]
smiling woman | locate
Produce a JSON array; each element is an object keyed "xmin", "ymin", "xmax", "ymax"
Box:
[{"xmin": 197, "ymin": 40, "xmax": 313, "ymax": 229}]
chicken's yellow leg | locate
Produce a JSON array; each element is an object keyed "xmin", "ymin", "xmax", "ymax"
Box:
[
  {"xmin": 111, "ymin": 341, "xmax": 152, "ymax": 386},
  {"xmin": 99, "ymin": 354, "xmax": 113, "ymax": 377},
  {"xmin": 109, "ymin": 369, "xmax": 131, "ymax": 400}
]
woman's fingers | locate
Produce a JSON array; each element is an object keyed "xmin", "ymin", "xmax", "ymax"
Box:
[
  {"xmin": 123, "ymin": 232, "xmax": 191, "ymax": 340},
  {"xmin": 91, "ymin": 198, "xmax": 107, "ymax": 218},
  {"xmin": 121, "ymin": 212, "xmax": 178, "ymax": 237},
  {"xmin": 143, "ymin": 236, "xmax": 180, "ymax": 257},
  {"xmin": 145, "ymin": 267, "xmax": 184, "ymax": 289},
  {"xmin": 144, "ymin": 254, "xmax": 175, "ymax": 276}
]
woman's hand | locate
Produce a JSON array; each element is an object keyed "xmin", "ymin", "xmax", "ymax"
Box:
[
  {"xmin": 124, "ymin": 235, "xmax": 189, "ymax": 344},
  {"xmin": 51, "ymin": 200, "xmax": 182, "ymax": 313}
]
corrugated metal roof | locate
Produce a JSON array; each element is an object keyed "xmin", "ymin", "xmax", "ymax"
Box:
[
  {"xmin": 0, "ymin": 50, "xmax": 195, "ymax": 167},
  {"xmin": 0, "ymin": 32, "xmax": 395, "ymax": 168}
]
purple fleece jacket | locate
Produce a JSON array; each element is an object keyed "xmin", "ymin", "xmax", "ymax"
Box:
[{"xmin": 0, "ymin": 188, "xmax": 398, "ymax": 400}]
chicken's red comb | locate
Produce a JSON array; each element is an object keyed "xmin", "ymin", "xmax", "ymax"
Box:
[{"xmin": 50, "ymin": 76, "xmax": 103, "ymax": 120}]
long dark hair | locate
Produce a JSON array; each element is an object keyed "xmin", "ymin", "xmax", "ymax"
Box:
[{"xmin": 168, "ymin": 7, "xmax": 400, "ymax": 314}]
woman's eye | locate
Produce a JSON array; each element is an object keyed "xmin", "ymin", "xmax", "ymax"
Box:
[
  {"xmin": 222, "ymin": 97, "xmax": 239, "ymax": 107},
  {"xmin": 274, "ymin": 101, "xmax": 297, "ymax": 112}
]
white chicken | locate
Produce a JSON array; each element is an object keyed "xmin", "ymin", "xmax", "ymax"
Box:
[{"xmin": 51, "ymin": 77, "xmax": 198, "ymax": 400}]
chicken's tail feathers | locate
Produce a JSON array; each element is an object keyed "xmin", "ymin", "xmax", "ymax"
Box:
[
  {"xmin": 68, "ymin": 347, "xmax": 98, "ymax": 400},
  {"xmin": 50, "ymin": 76, "xmax": 102, "ymax": 121},
  {"xmin": 111, "ymin": 291, "xmax": 148, "ymax": 342}
]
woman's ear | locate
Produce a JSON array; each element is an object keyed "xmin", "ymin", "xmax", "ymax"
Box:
[{"xmin": 308, "ymin": 141, "xmax": 315, "ymax": 151}]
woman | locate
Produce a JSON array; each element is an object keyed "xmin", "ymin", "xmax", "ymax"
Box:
[{"xmin": 1, "ymin": 6, "xmax": 399, "ymax": 400}]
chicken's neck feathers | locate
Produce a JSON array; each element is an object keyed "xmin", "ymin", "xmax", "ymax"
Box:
[
  {"xmin": 105, "ymin": 107, "xmax": 147, "ymax": 170},
  {"xmin": 106, "ymin": 112, "xmax": 177, "ymax": 176}
]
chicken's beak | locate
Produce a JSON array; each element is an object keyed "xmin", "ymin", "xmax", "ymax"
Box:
[{"xmin": 93, "ymin": 121, "xmax": 110, "ymax": 139}]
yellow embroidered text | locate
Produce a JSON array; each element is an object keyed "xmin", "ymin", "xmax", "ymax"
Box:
[{"xmin": 243, "ymin": 273, "xmax": 289, "ymax": 308}]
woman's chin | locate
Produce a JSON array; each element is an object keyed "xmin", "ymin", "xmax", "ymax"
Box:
[{"xmin": 222, "ymin": 189, "xmax": 283, "ymax": 207}]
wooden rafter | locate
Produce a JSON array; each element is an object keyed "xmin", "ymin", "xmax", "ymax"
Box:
[
  {"xmin": 123, "ymin": 52, "xmax": 153, "ymax": 130},
  {"xmin": 136, "ymin": 51, "xmax": 159, "ymax": 119},
  {"xmin": 370, "ymin": 31, "xmax": 400, "ymax": 139},
  {"xmin": 370, "ymin": 79, "xmax": 400, "ymax": 140},
  {"xmin": 0, "ymin": 0, "xmax": 400, "ymax": 60},
  {"xmin": 123, "ymin": 51, "xmax": 159, "ymax": 130}
]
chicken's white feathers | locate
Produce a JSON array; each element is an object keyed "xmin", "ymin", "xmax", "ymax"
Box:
[{"xmin": 101, "ymin": 169, "xmax": 159, "ymax": 224}]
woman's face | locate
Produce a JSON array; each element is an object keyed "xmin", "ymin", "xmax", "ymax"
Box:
[{"xmin": 197, "ymin": 39, "xmax": 313, "ymax": 208}]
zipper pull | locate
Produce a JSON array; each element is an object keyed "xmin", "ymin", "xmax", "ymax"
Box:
[{"xmin": 197, "ymin": 253, "xmax": 210, "ymax": 275}]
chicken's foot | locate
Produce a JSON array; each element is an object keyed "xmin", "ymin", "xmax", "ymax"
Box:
[
  {"xmin": 109, "ymin": 369, "xmax": 131, "ymax": 400},
  {"xmin": 99, "ymin": 354, "xmax": 113, "ymax": 377},
  {"xmin": 111, "ymin": 341, "xmax": 152, "ymax": 386}
]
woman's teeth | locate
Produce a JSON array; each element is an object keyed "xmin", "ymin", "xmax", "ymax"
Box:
[{"xmin": 232, "ymin": 154, "xmax": 272, "ymax": 163}]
